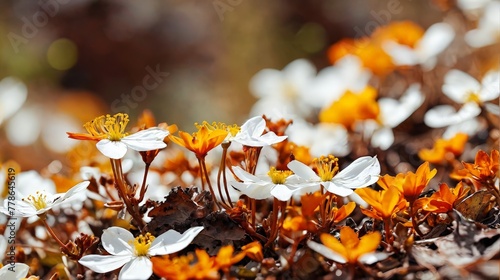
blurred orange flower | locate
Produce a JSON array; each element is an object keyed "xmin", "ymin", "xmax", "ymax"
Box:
[
  {"xmin": 418, "ymin": 133, "xmax": 468, "ymax": 164},
  {"xmin": 371, "ymin": 21, "xmax": 425, "ymax": 47},
  {"xmin": 319, "ymin": 86, "xmax": 380, "ymax": 130}
]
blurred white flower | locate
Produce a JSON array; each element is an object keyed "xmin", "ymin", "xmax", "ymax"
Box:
[
  {"xmin": 79, "ymin": 226, "xmax": 204, "ymax": 280},
  {"xmin": 442, "ymin": 69, "xmax": 500, "ymax": 104},
  {"xmin": 307, "ymin": 55, "xmax": 372, "ymax": 109},
  {"xmin": 0, "ymin": 77, "xmax": 27, "ymax": 126},
  {"xmin": 383, "ymin": 22, "xmax": 455, "ymax": 70},
  {"xmin": 424, "ymin": 102, "xmax": 483, "ymax": 139},
  {"xmin": 365, "ymin": 84, "xmax": 424, "ymax": 150},
  {"xmin": 286, "ymin": 120, "xmax": 350, "ymax": 157},
  {"xmin": 0, "ymin": 262, "xmax": 30, "ymax": 280},
  {"xmin": 465, "ymin": 1, "xmax": 500, "ymax": 47},
  {"xmin": 249, "ymin": 59, "xmax": 317, "ymax": 119}
]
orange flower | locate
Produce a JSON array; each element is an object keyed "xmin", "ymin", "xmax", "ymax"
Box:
[
  {"xmin": 371, "ymin": 21, "xmax": 425, "ymax": 48},
  {"xmin": 151, "ymin": 250, "xmax": 219, "ymax": 280},
  {"xmin": 241, "ymin": 241, "xmax": 263, "ymax": 262},
  {"xmin": 414, "ymin": 182, "xmax": 469, "ymax": 213},
  {"xmin": 214, "ymin": 245, "xmax": 246, "ymax": 273},
  {"xmin": 330, "ymin": 201, "xmax": 356, "ymax": 224},
  {"xmin": 319, "ymin": 86, "xmax": 380, "ymax": 130},
  {"xmin": 307, "ymin": 226, "xmax": 382, "ymax": 264},
  {"xmin": 451, "ymin": 149, "xmax": 499, "ymax": 187},
  {"xmin": 355, "ymin": 185, "xmax": 407, "ymax": 220},
  {"xmin": 418, "ymin": 133, "xmax": 468, "ymax": 164},
  {"xmin": 328, "ymin": 38, "xmax": 394, "ymax": 76},
  {"xmin": 301, "ymin": 191, "xmax": 324, "ymax": 218},
  {"xmin": 378, "ymin": 162, "xmax": 437, "ymax": 204},
  {"xmin": 169, "ymin": 122, "xmax": 228, "ymax": 158}
]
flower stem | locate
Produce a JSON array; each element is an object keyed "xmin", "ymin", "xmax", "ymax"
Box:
[
  {"xmin": 198, "ymin": 156, "xmax": 221, "ymax": 210},
  {"xmin": 138, "ymin": 163, "xmax": 151, "ymax": 202},
  {"xmin": 41, "ymin": 218, "xmax": 68, "ymax": 250}
]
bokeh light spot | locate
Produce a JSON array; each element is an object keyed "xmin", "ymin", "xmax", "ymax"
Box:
[{"xmin": 47, "ymin": 38, "xmax": 78, "ymax": 71}]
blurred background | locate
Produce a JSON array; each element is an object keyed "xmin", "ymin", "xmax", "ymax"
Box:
[{"xmin": 0, "ymin": 0, "xmax": 445, "ymax": 170}]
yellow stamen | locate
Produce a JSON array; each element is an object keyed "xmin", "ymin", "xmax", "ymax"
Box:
[
  {"xmin": 195, "ymin": 121, "xmax": 240, "ymax": 137},
  {"xmin": 313, "ymin": 155, "xmax": 339, "ymax": 182},
  {"xmin": 23, "ymin": 191, "xmax": 48, "ymax": 210},
  {"xmin": 83, "ymin": 113, "xmax": 130, "ymax": 141},
  {"xmin": 132, "ymin": 232, "xmax": 155, "ymax": 256},
  {"xmin": 465, "ymin": 91, "xmax": 481, "ymax": 104},
  {"xmin": 268, "ymin": 167, "xmax": 293, "ymax": 184}
]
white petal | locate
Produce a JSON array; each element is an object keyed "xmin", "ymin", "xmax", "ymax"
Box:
[
  {"xmin": 101, "ymin": 227, "xmax": 134, "ymax": 255},
  {"xmin": 231, "ymin": 181, "xmax": 273, "ymax": 200},
  {"xmin": 324, "ymin": 182, "xmax": 354, "ymax": 197},
  {"xmin": 382, "ymin": 41, "xmax": 419, "ymax": 66},
  {"xmin": 416, "ymin": 22, "xmax": 455, "ymax": 62},
  {"xmin": 121, "ymin": 128, "xmax": 168, "ymax": 152},
  {"xmin": 283, "ymin": 59, "xmax": 317, "ymax": 90},
  {"xmin": 307, "ymin": 240, "xmax": 346, "ymax": 264},
  {"xmin": 443, "ymin": 118, "xmax": 481, "ymax": 139},
  {"xmin": 0, "ymin": 77, "xmax": 28, "ymax": 125},
  {"xmin": 56, "ymin": 181, "xmax": 90, "ymax": 204},
  {"xmin": 96, "ymin": 139, "xmax": 128, "ymax": 159},
  {"xmin": 465, "ymin": 28, "xmax": 498, "ymax": 48},
  {"xmin": 270, "ymin": 184, "xmax": 294, "ymax": 201},
  {"xmin": 424, "ymin": 103, "xmax": 480, "ymax": 128},
  {"xmin": 348, "ymin": 192, "xmax": 369, "ymax": 208},
  {"xmin": 79, "ymin": 254, "xmax": 133, "ymax": 273},
  {"xmin": 232, "ymin": 166, "xmax": 261, "ymax": 183},
  {"xmin": 479, "ymin": 70, "xmax": 500, "ymax": 102},
  {"xmin": 149, "ymin": 226, "xmax": 204, "ymax": 256},
  {"xmin": 379, "ymin": 84, "xmax": 424, "ymax": 128},
  {"xmin": 119, "ymin": 257, "xmax": 152, "ymax": 280},
  {"xmin": 6, "ymin": 107, "xmax": 42, "ymax": 146},
  {"xmin": 249, "ymin": 69, "xmax": 284, "ymax": 98},
  {"xmin": 442, "ymin": 70, "xmax": 481, "ymax": 104},
  {"xmin": 332, "ymin": 156, "xmax": 380, "ymax": 189},
  {"xmin": 0, "ymin": 263, "xmax": 29, "ymax": 279},
  {"xmin": 359, "ymin": 252, "xmax": 388, "ymax": 264},
  {"xmin": 485, "ymin": 103, "xmax": 500, "ymax": 115},
  {"xmin": 287, "ymin": 160, "xmax": 318, "ymax": 181},
  {"xmin": 371, "ymin": 127, "xmax": 394, "ymax": 150}
]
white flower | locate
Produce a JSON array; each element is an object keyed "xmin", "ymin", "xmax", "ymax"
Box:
[
  {"xmin": 288, "ymin": 156, "xmax": 380, "ymax": 197},
  {"xmin": 286, "ymin": 120, "xmax": 350, "ymax": 157},
  {"xmin": 1, "ymin": 180, "xmax": 89, "ymax": 218},
  {"xmin": 307, "ymin": 55, "xmax": 372, "ymax": 109},
  {"xmin": 79, "ymin": 226, "xmax": 204, "ymax": 280},
  {"xmin": 465, "ymin": 1, "xmax": 500, "ymax": 47},
  {"xmin": 424, "ymin": 103, "xmax": 482, "ymax": 138},
  {"xmin": 230, "ymin": 166, "xmax": 309, "ymax": 201},
  {"xmin": 249, "ymin": 59, "xmax": 317, "ymax": 119},
  {"xmin": 68, "ymin": 113, "xmax": 170, "ymax": 159},
  {"xmin": 232, "ymin": 116, "xmax": 287, "ymax": 147},
  {"xmin": 366, "ymin": 84, "xmax": 424, "ymax": 150},
  {"xmin": 442, "ymin": 69, "xmax": 500, "ymax": 104},
  {"xmin": 0, "ymin": 263, "xmax": 30, "ymax": 280},
  {"xmin": 383, "ymin": 22, "xmax": 455, "ymax": 70}
]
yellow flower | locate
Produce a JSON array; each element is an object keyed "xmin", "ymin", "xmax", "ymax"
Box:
[
  {"xmin": 319, "ymin": 86, "xmax": 380, "ymax": 130},
  {"xmin": 371, "ymin": 21, "xmax": 424, "ymax": 48},
  {"xmin": 356, "ymin": 185, "xmax": 407, "ymax": 220},
  {"xmin": 418, "ymin": 133, "xmax": 468, "ymax": 164},
  {"xmin": 308, "ymin": 226, "xmax": 382, "ymax": 264},
  {"xmin": 378, "ymin": 161, "xmax": 437, "ymax": 204},
  {"xmin": 241, "ymin": 241, "xmax": 263, "ymax": 262},
  {"xmin": 169, "ymin": 122, "xmax": 228, "ymax": 158},
  {"xmin": 214, "ymin": 245, "xmax": 246, "ymax": 272}
]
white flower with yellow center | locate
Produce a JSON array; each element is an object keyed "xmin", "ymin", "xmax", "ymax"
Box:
[
  {"xmin": 231, "ymin": 166, "xmax": 307, "ymax": 201},
  {"xmin": 79, "ymin": 226, "xmax": 204, "ymax": 280},
  {"xmin": 232, "ymin": 116, "xmax": 287, "ymax": 147},
  {"xmin": 442, "ymin": 69, "xmax": 500, "ymax": 105},
  {"xmin": 1, "ymin": 181, "xmax": 89, "ymax": 218},
  {"xmin": 68, "ymin": 113, "xmax": 169, "ymax": 159},
  {"xmin": 288, "ymin": 156, "xmax": 380, "ymax": 197}
]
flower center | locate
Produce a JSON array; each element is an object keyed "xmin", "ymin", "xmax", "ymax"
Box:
[
  {"xmin": 132, "ymin": 232, "xmax": 155, "ymax": 256},
  {"xmin": 313, "ymin": 155, "xmax": 339, "ymax": 182},
  {"xmin": 84, "ymin": 113, "xmax": 130, "ymax": 141},
  {"xmin": 465, "ymin": 91, "xmax": 481, "ymax": 104},
  {"xmin": 23, "ymin": 191, "xmax": 48, "ymax": 211},
  {"xmin": 268, "ymin": 167, "xmax": 293, "ymax": 184},
  {"xmin": 195, "ymin": 121, "xmax": 240, "ymax": 137}
]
